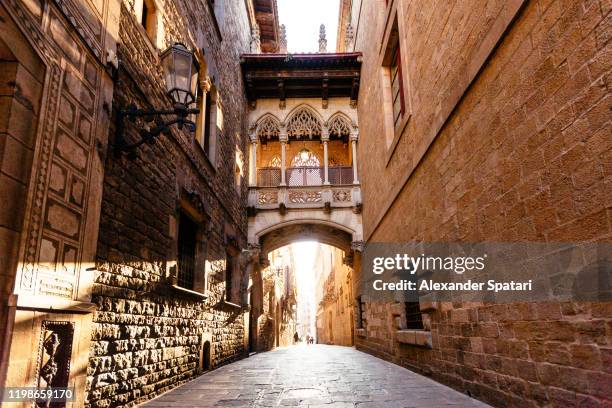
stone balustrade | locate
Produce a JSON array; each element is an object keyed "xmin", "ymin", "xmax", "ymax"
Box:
[{"xmin": 249, "ymin": 185, "xmax": 362, "ymax": 211}]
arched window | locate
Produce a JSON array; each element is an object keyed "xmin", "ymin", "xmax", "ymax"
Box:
[
  {"xmin": 286, "ymin": 107, "xmax": 322, "ymax": 139},
  {"xmin": 291, "ymin": 149, "xmax": 320, "ymax": 167}
]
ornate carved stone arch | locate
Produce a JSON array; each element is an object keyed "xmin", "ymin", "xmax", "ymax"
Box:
[
  {"xmin": 285, "ymin": 105, "xmax": 323, "ymax": 139},
  {"xmin": 255, "ymin": 113, "xmax": 281, "ymax": 141},
  {"xmin": 327, "ymin": 112, "xmax": 353, "ymax": 139}
]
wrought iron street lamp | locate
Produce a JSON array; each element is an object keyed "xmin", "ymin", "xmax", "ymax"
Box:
[{"xmin": 115, "ymin": 43, "xmax": 200, "ymax": 154}]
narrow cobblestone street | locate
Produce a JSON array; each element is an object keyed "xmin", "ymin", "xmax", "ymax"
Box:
[{"xmin": 143, "ymin": 345, "xmax": 491, "ymax": 407}]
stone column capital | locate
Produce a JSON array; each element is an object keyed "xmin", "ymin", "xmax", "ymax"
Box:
[{"xmin": 321, "ymin": 126, "xmax": 330, "ymax": 142}]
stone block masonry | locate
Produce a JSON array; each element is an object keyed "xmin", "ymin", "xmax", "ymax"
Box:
[
  {"xmin": 354, "ymin": 0, "xmax": 611, "ymax": 406},
  {"xmin": 86, "ymin": 0, "xmax": 253, "ymax": 406}
]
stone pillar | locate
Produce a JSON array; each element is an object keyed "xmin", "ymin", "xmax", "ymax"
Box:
[
  {"xmin": 280, "ymin": 126, "xmax": 288, "ymax": 186},
  {"xmin": 322, "ymin": 126, "xmax": 330, "ymax": 185},
  {"xmin": 280, "ymin": 141, "xmax": 287, "ymax": 186},
  {"xmin": 351, "ymin": 132, "xmax": 359, "ymax": 184},
  {"xmin": 250, "ymin": 137, "xmax": 258, "ymax": 187}
]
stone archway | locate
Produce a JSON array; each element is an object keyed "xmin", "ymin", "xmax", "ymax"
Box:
[
  {"xmin": 259, "ymin": 222, "xmax": 354, "ymax": 258},
  {"xmin": 248, "ymin": 207, "xmax": 363, "ymax": 258}
]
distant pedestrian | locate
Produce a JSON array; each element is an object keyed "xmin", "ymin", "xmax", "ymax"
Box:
[{"xmin": 293, "ymin": 331, "xmax": 299, "ymax": 344}]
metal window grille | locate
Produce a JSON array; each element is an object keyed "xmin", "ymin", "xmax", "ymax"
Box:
[
  {"xmin": 404, "ymin": 301, "xmax": 424, "ymax": 330},
  {"xmin": 328, "ymin": 166, "xmax": 354, "ymax": 185},
  {"xmin": 357, "ymin": 296, "xmax": 366, "ymax": 329},
  {"xmin": 287, "ymin": 166, "xmax": 324, "ymax": 186},
  {"xmin": 257, "ymin": 167, "xmax": 281, "ymax": 186},
  {"xmin": 177, "ymin": 214, "xmax": 197, "ymax": 289}
]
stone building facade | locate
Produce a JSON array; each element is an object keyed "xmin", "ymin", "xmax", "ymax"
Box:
[
  {"xmin": 253, "ymin": 246, "xmax": 297, "ymax": 351},
  {"xmin": 315, "ymin": 245, "xmax": 354, "ymax": 347},
  {"xmin": 0, "ymin": 1, "xmax": 121, "ymax": 406},
  {"xmin": 343, "ymin": 0, "xmax": 611, "ymax": 406},
  {"xmin": 0, "ymin": 0, "xmax": 279, "ymax": 406}
]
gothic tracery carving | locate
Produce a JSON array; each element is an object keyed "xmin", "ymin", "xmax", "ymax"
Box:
[
  {"xmin": 256, "ymin": 115, "xmax": 281, "ymax": 140},
  {"xmin": 286, "ymin": 107, "xmax": 322, "ymax": 139},
  {"xmin": 291, "ymin": 149, "xmax": 320, "ymax": 167},
  {"xmin": 268, "ymin": 155, "xmax": 281, "ymax": 167},
  {"xmin": 328, "ymin": 114, "xmax": 352, "ymax": 138}
]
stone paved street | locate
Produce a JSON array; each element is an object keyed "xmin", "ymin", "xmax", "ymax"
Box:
[{"xmin": 142, "ymin": 345, "xmax": 491, "ymax": 407}]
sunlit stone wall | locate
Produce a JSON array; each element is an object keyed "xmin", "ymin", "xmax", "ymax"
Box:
[{"xmin": 86, "ymin": 0, "xmax": 253, "ymax": 406}]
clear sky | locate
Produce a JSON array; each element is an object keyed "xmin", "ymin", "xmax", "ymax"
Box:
[{"xmin": 277, "ymin": 0, "xmax": 340, "ymax": 53}]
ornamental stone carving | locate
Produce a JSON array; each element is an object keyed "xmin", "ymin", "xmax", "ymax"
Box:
[
  {"xmin": 328, "ymin": 114, "xmax": 352, "ymax": 138},
  {"xmin": 256, "ymin": 115, "xmax": 281, "ymax": 140},
  {"xmin": 286, "ymin": 107, "xmax": 322, "ymax": 139}
]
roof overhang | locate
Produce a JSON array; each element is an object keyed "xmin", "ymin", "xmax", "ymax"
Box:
[
  {"xmin": 254, "ymin": 0, "xmax": 279, "ymax": 53},
  {"xmin": 240, "ymin": 52, "xmax": 362, "ymax": 108}
]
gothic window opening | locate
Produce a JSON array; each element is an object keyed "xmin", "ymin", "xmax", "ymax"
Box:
[
  {"xmin": 177, "ymin": 213, "xmax": 198, "ymax": 289},
  {"xmin": 291, "ymin": 149, "xmax": 320, "ymax": 167},
  {"xmin": 287, "ymin": 107, "xmax": 322, "ymax": 139}
]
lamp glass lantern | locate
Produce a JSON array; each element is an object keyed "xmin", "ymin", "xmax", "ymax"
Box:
[{"xmin": 161, "ymin": 43, "xmax": 199, "ymax": 107}]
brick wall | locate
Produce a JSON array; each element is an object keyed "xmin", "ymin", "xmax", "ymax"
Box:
[
  {"xmin": 86, "ymin": 0, "xmax": 252, "ymax": 406},
  {"xmin": 355, "ymin": 0, "xmax": 611, "ymax": 406}
]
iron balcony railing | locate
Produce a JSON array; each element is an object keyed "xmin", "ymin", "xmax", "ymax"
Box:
[{"xmin": 257, "ymin": 166, "xmax": 354, "ymax": 187}]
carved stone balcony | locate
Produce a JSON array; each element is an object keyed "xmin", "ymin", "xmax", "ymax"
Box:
[{"xmin": 249, "ymin": 184, "xmax": 361, "ymax": 211}]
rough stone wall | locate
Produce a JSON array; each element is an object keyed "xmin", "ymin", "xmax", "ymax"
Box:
[
  {"xmin": 87, "ymin": 0, "xmax": 252, "ymax": 406},
  {"xmin": 355, "ymin": 0, "xmax": 611, "ymax": 406}
]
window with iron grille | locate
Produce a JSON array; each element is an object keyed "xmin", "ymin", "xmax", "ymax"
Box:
[
  {"xmin": 357, "ymin": 296, "xmax": 366, "ymax": 329},
  {"xmin": 177, "ymin": 214, "xmax": 197, "ymax": 289},
  {"xmin": 404, "ymin": 301, "xmax": 424, "ymax": 330}
]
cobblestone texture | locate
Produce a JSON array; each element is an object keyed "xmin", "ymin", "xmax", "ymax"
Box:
[{"xmin": 143, "ymin": 345, "xmax": 492, "ymax": 407}]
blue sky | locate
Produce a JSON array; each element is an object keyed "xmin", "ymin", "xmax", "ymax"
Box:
[{"xmin": 277, "ymin": 0, "xmax": 340, "ymax": 53}]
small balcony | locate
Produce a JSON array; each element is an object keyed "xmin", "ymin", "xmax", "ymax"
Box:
[
  {"xmin": 257, "ymin": 166, "xmax": 354, "ymax": 187},
  {"xmin": 249, "ymin": 183, "xmax": 361, "ymax": 211},
  {"xmin": 246, "ymin": 105, "xmax": 361, "ymax": 212}
]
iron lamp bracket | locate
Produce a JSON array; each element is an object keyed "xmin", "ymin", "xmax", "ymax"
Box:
[{"xmin": 115, "ymin": 102, "xmax": 200, "ymax": 156}]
